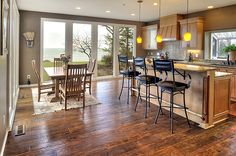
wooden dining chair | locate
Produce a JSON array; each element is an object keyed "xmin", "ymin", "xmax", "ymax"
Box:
[
  {"xmin": 59, "ymin": 64, "xmax": 87, "ymax": 110},
  {"xmin": 86, "ymin": 59, "xmax": 96, "ymax": 94},
  {"xmin": 31, "ymin": 60, "xmax": 55, "ymax": 102},
  {"xmin": 54, "ymin": 58, "xmax": 63, "ymax": 68}
]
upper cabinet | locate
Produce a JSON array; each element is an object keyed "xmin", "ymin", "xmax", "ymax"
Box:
[
  {"xmin": 142, "ymin": 24, "xmax": 157, "ymax": 50},
  {"xmin": 179, "ymin": 17, "xmax": 204, "ymax": 49},
  {"xmin": 159, "ymin": 14, "xmax": 183, "ymax": 41}
]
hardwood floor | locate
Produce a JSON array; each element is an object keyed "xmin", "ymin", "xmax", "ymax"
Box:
[{"xmin": 4, "ymin": 79, "xmax": 236, "ymax": 155}]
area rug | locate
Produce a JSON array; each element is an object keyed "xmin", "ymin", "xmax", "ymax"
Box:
[{"xmin": 31, "ymin": 88, "xmax": 100, "ymax": 115}]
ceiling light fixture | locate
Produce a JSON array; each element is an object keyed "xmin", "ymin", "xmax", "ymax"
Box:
[
  {"xmin": 131, "ymin": 13, "xmax": 135, "ymax": 16},
  {"xmin": 75, "ymin": 7, "xmax": 81, "ymax": 10},
  {"xmin": 153, "ymin": 2, "xmax": 158, "ymax": 6},
  {"xmin": 156, "ymin": 0, "xmax": 162, "ymax": 43},
  {"xmin": 136, "ymin": 0, "xmax": 143, "ymax": 44},
  {"xmin": 184, "ymin": 0, "xmax": 191, "ymax": 42},
  {"xmin": 106, "ymin": 10, "xmax": 111, "ymax": 13},
  {"xmin": 207, "ymin": 6, "xmax": 214, "ymax": 9}
]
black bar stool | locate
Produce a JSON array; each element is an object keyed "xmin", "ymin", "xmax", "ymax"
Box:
[
  {"xmin": 118, "ymin": 54, "xmax": 140, "ymax": 104},
  {"xmin": 133, "ymin": 57, "xmax": 162, "ymax": 118},
  {"xmin": 153, "ymin": 59, "xmax": 191, "ymax": 133}
]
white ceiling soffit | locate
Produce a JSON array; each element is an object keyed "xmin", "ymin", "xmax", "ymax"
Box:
[{"xmin": 16, "ymin": 0, "xmax": 236, "ymax": 22}]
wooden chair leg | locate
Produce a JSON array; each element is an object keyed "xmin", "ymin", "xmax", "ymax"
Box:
[
  {"xmin": 83, "ymin": 92, "xmax": 85, "ymax": 108},
  {"xmin": 38, "ymin": 92, "xmax": 41, "ymax": 102},
  {"xmin": 65, "ymin": 96, "xmax": 67, "ymax": 111}
]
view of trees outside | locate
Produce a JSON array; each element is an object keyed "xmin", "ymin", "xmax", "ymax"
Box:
[
  {"xmin": 73, "ymin": 23, "xmax": 91, "ymax": 63},
  {"xmin": 42, "ymin": 20, "xmax": 135, "ymax": 81}
]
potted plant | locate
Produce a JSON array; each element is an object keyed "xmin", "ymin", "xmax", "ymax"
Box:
[{"xmin": 224, "ymin": 44, "xmax": 236, "ymax": 61}]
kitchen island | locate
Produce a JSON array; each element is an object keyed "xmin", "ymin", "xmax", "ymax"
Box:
[{"xmin": 136, "ymin": 62, "xmax": 231, "ymax": 129}]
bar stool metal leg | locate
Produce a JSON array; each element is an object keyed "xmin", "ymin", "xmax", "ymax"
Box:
[
  {"xmin": 170, "ymin": 92, "xmax": 174, "ymax": 134},
  {"xmin": 135, "ymin": 83, "xmax": 141, "ymax": 111},
  {"xmin": 119, "ymin": 75, "xmax": 125, "ymax": 99},
  {"xmin": 148, "ymin": 85, "xmax": 151, "ymax": 108},
  {"xmin": 127, "ymin": 77, "xmax": 130, "ymax": 104},
  {"xmin": 183, "ymin": 90, "xmax": 191, "ymax": 127},
  {"xmin": 145, "ymin": 84, "xmax": 148, "ymax": 118}
]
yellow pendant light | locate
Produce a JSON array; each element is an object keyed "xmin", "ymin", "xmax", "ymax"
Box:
[
  {"xmin": 184, "ymin": 0, "xmax": 191, "ymax": 42},
  {"xmin": 156, "ymin": 35, "xmax": 163, "ymax": 43},
  {"xmin": 137, "ymin": 0, "xmax": 143, "ymax": 44},
  {"xmin": 156, "ymin": 0, "xmax": 162, "ymax": 43},
  {"xmin": 137, "ymin": 36, "xmax": 142, "ymax": 44}
]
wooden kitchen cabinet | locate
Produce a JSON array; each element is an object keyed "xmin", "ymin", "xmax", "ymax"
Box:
[
  {"xmin": 214, "ymin": 75, "xmax": 231, "ymax": 122},
  {"xmin": 142, "ymin": 25, "xmax": 157, "ymax": 50},
  {"xmin": 216, "ymin": 67, "xmax": 236, "ymax": 101},
  {"xmin": 179, "ymin": 17, "xmax": 203, "ymax": 49}
]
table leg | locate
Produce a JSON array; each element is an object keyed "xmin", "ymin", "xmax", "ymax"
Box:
[{"xmin": 50, "ymin": 79, "xmax": 60, "ymax": 102}]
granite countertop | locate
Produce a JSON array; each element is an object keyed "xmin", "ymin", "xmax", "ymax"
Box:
[
  {"xmin": 176, "ymin": 61, "xmax": 236, "ymax": 69},
  {"xmin": 174, "ymin": 63, "xmax": 216, "ymax": 72}
]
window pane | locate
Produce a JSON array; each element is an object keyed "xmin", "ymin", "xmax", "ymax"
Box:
[
  {"xmin": 72, "ymin": 23, "xmax": 92, "ymax": 63},
  {"xmin": 119, "ymin": 26, "xmax": 135, "ymax": 59},
  {"xmin": 211, "ymin": 31, "xmax": 236, "ymax": 59},
  {"xmin": 43, "ymin": 21, "xmax": 65, "ymax": 81},
  {"xmin": 97, "ymin": 25, "xmax": 114, "ymax": 77}
]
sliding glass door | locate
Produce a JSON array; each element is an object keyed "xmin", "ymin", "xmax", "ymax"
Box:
[{"xmin": 42, "ymin": 21, "xmax": 65, "ymax": 81}]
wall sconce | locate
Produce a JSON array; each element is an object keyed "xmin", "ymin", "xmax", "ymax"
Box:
[{"xmin": 23, "ymin": 32, "xmax": 35, "ymax": 48}]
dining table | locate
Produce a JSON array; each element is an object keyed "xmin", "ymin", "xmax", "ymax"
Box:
[{"xmin": 44, "ymin": 67, "xmax": 93, "ymax": 102}]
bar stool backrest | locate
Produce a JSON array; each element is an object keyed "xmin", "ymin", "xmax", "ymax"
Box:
[
  {"xmin": 153, "ymin": 59, "xmax": 175, "ymax": 82},
  {"xmin": 133, "ymin": 57, "xmax": 147, "ymax": 76},
  {"xmin": 118, "ymin": 54, "xmax": 129, "ymax": 73}
]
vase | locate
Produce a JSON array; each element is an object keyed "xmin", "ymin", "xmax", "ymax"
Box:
[{"xmin": 228, "ymin": 51, "xmax": 236, "ymax": 61}]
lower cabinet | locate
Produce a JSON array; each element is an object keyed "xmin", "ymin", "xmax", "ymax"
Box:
[
  {"xmin": 216, "ymin": 68, "xmax": 236, "ymax": 101},
  {"xmin": 214, "ymin": 76, "xmax": 231, "ymax": 122}
]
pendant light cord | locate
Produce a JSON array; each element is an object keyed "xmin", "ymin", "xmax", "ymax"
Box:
[
  {"xmin": 139, "ymin": 1, "xmax": 141, "ymax": 23},
  {"xmin": 186, "ymin": 0, "xmax": 189, "ymax": 32}
]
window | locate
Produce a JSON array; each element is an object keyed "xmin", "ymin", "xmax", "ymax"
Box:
[
  {"xmin": 97, "ymin": 25, "xmax": 114, "ymax": 77},
  {"xmin": 42, "ymin": 21, "xmax": 65, "ymax": 81},
  {"xmin": 72, "ymin": 23, "xmax": 92, "ymax": 63},
  {"xmin": 210, "ymin": 31, "xmax": 236, "ymax": 59},
  {"xmin": 119, "ymin": 26, "xmax": 135, "ymax": 59},
  {"xmin": 41, "ymin": 18, "xmax": 136, "ymax": 81}
]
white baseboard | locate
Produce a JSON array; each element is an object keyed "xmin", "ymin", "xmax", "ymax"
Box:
[{"xmin": 0, "ymin": 130, "xmax": 9, "ymax": 156}]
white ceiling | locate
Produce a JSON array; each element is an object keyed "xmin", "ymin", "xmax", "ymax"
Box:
[{"xmin": 16, "ymin": 0, "xmax": 236, "ymax": 22}]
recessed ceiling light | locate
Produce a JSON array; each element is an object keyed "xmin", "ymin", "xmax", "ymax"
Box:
[
  {"xmin": 207, "ymin": 6, "xmax": 214, "ymax": 9},
  {"xmin": 153, "ymin": 2, "xmax": 158, "ymax": 6},
  {"xmin": 106, "ymin": 10, "xmax": 111, "ymax": 13},
  {"xmin": 131, "ymin": 13, "xmax": 135, "ymax": 16},
  {"xmin": 75, "ymin": 7, "xmax": 81, "ymax": 10}
]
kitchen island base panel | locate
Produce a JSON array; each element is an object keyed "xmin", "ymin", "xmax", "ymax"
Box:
[{"xmin": 135, "ymin": 64, "xmax": 231, "ymax": 129}]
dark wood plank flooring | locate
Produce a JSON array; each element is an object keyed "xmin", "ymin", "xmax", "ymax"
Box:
[{"xmin": 4, "ymin": 79, "xmax": 236, "ymax": 156}]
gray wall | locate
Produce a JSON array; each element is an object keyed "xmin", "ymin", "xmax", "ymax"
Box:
[{"xmin": 19, "ymin": 10, "xmax": 144, "ymax": 85}]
